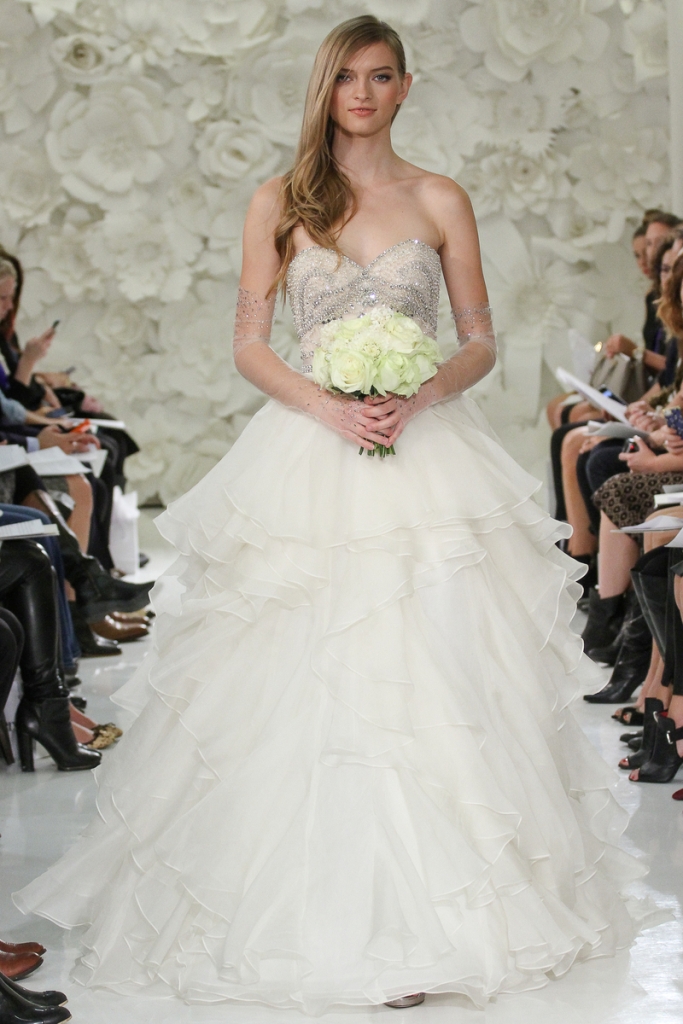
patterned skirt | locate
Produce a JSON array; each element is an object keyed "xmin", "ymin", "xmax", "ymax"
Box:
[{"xmin": 593, "ymin": 470, "xmax": 683, "ymax": 529}]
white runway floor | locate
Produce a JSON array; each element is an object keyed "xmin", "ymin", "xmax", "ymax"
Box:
[{"xmin": 1, "ymin": 511, "xmax": 682, "ymax": 1023}]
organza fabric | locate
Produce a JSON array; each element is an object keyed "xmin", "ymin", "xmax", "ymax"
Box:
[{"xmin": 15, "ymin": 240, "xmax": 645, "ymax": 1015}]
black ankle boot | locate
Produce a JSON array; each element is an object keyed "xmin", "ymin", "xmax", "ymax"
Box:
[
  {"xmin": 584, "ymin": 596, "xmax": 651, "ymax": 703},
  {"xmin": 588, "ymin": 590, "xmax": 640, "ymax": 665},
  {"xmin": 0, "ymin": 975, "xmax": 67, "ymax": 1009},
  {"xmin": 15, "ymin": 696, "xmax": 101, "ymax": 772},
  {"xmin": 573, "ymin": 554, "xmax": 597, "ymax": 600},
  {"xmin": 620, "ymin": 698, "xmax": 665, "ymax": 770},
  {"xmin": 634, "ymin": 714, "xmax": 683, "ymax": 783},
  {"xmin": 0, "ymin": 714, "xmax": 13, "ymax": 765},
  {"xmin": 0, "ymin": 974, "xmax": 70, "ymax": 1024},
  {"xmin": 68, "ymin": 602, "xmax": 120, "ymax": 658},
  {"xmin": 58, "ymin": 525, "xmax": 152, "ymax": 623},
  {"xmin": 581, "ymin": 589, "xmax": 624, "ymax": 656}
]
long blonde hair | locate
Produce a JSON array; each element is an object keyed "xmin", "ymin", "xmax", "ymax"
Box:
[{"xmin": 274, "ymin": 15, "xmax": 406, "ymax": 294}]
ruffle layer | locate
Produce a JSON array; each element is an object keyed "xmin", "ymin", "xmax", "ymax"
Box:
[{"xmin": 15, "ymin": 395, "xmax": 645, "ymax": 1015}]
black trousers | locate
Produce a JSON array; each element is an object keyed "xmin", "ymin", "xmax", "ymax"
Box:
[{"xmin": 0, "ymin": 540, "xmax": 63, "ymax": 701}]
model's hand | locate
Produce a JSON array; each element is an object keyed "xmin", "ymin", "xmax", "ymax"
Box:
[
  {"xmin": 316, "ymin": 394, "xmax": 399, "ymax": 450},
  {"xmin": 618, "ymin": 437, "xmax": 660, "ymax": 473},
  {"xmin": 604, "ymin": 334, "xmax": 636, "ymax": 358}
]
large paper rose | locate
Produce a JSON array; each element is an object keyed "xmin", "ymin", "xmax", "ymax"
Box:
[
  {"xmin": 463, "ymin": 148, "xmax": 570, "ymax": 219},
  {"xmin": 460, "ymin": 0, "xmax": 612, "ymax": 82},
  {"xmin": 172, "ymin": 0, "xmax": 277, "ymax": 59},
  {"xmin": 85, "ymin": 210, "xmax": 201, "ymax": 302},
  {"xmin": 46, "ymin": 78, "xmax": 174, "ymax": 205},
  {"xmin": 0, "ymin": 143, "xmax": 62, "ymax": 226},
  {"xmin": 195, "ymin": 119, "xmax": 280, "ymax": 183},
  {"xmin": 570, "ymin": 122, "xmax": 667, "ymax": 216},
  {"xmin": 95, "ymin": 300, "xmax": 156, "ymax": 354}
]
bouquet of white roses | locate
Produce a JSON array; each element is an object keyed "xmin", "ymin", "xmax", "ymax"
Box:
[{"xmin": 312, "ymin": 306, "xmax": 442, "ymax": 457}]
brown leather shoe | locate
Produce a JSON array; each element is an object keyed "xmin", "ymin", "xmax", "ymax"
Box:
[
  {"xmin": 0, "ymin": 941, "xmax": 46, "ymax": 956},
  {"xmin": 0, "ymin": 950, "xmax": 42, "ymax": 979},
  {"xmin": 91, "ymin": 615, "xmax": 149, "ymax": 643}
]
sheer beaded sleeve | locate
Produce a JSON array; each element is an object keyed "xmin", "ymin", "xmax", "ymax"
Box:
[{"xmin": 232, "ymin": 287, "xmax": 334, "ymax": 418}]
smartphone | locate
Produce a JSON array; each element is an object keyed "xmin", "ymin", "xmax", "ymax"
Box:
[
  {"xmin": 51, "ymin": 319, "xmax": 60, "ymax": 330},
  {"xmin": 61, "ymin": 365, "xmax": 75, "ymax": 375},
  {"xmin": 625, "ymin": 437, "xmax": 640, "ymax": 453},
  {"xmin": 599, "ymin": 386, "xmax": 627, "ymax": 405},
  {"xmin": 46, "ymin": 407, "xmax": 69, "ymax": 419},
  {"xmin": 665, "ymin": 407, "xmax": 683, "ymax": 439}
]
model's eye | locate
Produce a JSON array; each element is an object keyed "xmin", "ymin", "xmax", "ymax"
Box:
[
  {"xmin": 374, "ymin": 74, "xmax": 391, "ymax": 82},
  {"xmin": 336, "ymin": 73, "xmax": 350, "ymax": 82}
]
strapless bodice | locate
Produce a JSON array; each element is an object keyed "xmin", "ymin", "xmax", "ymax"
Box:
[{"xmin": 286, "ymin": 239, "xmax": 441, "ymax": 373}]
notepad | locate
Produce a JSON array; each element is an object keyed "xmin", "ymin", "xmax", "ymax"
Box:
[
  {"xmin": 617, "ymin": 516, "xmax": 683, "ymax": 534},
  {"xmin": 0, "ymin": 520, "xmax": 59, "ymax": 539}
]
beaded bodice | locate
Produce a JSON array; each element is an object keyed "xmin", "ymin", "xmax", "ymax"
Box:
[{"xmin": 286, "ymin": 239, "xmax": 441, "ymax": 374}]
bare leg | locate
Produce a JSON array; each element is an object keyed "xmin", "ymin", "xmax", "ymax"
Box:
[
  {"xmin": 547, "ymin": 393, "xmax": 569, "ymax": 430},
  {"xmin": 561, "ymin": 428, "xmax": 597, "ymax": 557},
  {"xmin": 63, "ymin": 474, "xmax": 93, "ymax": 553},
  {"xmin": 598, "ymin": 511, "xmax": 639, "ymax": 598}
]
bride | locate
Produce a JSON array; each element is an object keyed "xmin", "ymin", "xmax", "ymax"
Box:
[{"xmin": 16, "ymin": 14, "xmax": 643, "ymax": 1015}]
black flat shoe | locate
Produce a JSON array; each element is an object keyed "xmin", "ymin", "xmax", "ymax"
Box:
[
  {"xmin": 0, "ymin": 974, "xmax": 70, "ymax": 1023},
  {"xmin": 15, "ymin": 697, "xmax": 101, "ymax": 773},
  {"xmin": 619, "ymin": 699, "xmax": 663, "ymax": 771},
  {"xmin": 68, "ymin": 696, "xmax": 86, "ymax": 712},
  {"xmin": 620, "ymin": 730, "xmax": 643, "ymax": 745},
  {"xmin": 0, "ymin": 977, "xmax": 67, "ymax": 1008},
  {"xmin": 634, "ymin": 715, "xmax": 683, "ymax": 783}
]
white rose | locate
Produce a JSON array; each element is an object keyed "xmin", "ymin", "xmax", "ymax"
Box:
[
  {"xmin": 196, "ymin": 119, "xmax": 281, "ymax": 183},
  {"xmin": 46, "ymin": 78, "xmax": 174, "ymax": 204},
  {"xmin": 460, "ymin": 0, "xmax": 612, "ymax": 83},
  {"xmin": 328, "ymin": 349, "xmax": 374, "ymax": 394},
  {"xmin": 384, "ymin": 314, "xmax": 423, "ymax": 352}
]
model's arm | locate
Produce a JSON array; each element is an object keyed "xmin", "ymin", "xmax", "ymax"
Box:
[
  {"xmin": 378, "ymin": 181, "xmax": 495, "ymax": 448},
  {"xmin": 233, "ymin": 180, "xmax": 401, "ymax": 451}
]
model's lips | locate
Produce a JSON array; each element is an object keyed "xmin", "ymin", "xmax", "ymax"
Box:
[{"xmin": 349, "ymin": 107, "xmax": 376, "ymax": 116}]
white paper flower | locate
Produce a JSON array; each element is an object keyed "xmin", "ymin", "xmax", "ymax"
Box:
[
  {"xmin": 20, "ymin": 208, "xmax": 106, "ymax": 301},
  {"xmin": 622, "ymin": 0, "xmax": 667, "ymax": 83},
  {"xmin": 232, "ymin": 21, "xmax": 320, "ymax": 146},
  {"xmin": 195, "ymin": 119, "xmax": 281, "ymax": 183},
  {"xmin": 14, "ymin": 0, "xmax": 79, "ymax": 26},
  {"xmin": 460, "ymin": 0, "xmax": 612, "ymax": 83},
  {"xmin": 85, "ymin": 211, "xmax": 201, "ymax": 302},
  {"xmin": 478, "ymin": 81, "xmax": 565, "ymax": 156},
  {"xmin": 173, "ymin": 63, "xmax": 229, "ymax": 123},
  {"xmin": 46, "ymin": 78, "xmax": 174, "ymax": 205},
  {"xmin": 462, "ymin": 147, "xmax": 570, "ymax": 219},
  {"xmin": 570, "ymin": 122, "xmax": 667, "ymax": 216},
  {"xmin": 51, "ymin": 32, "xmax": 113, "ymax": 83},
  {"xmin": 0, "ymin": 143, "xmax": 62, "ymax": 226},
  {"xmin": 0, "ymin": 6, "xmax": 57, "ymax": 134},
  {"xmin": 173, "ymin": 0, "xmax": 277, "ymax": 59},
  {"xmin": 95, "ymin": 300, "xmax": 156, "ymax": 353}
]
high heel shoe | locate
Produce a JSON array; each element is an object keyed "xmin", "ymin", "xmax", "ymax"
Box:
[
  {"xmin": 619, "ymin": 699, "xmax": 663, "ymax": 770},
  {"xmin": 633, "ymin": 715, "xmax": 683, "ymax": 783},
  {"xmin": 612, "ymin": 706, "xmax": 645, "ymax": 726},
  {"xmin": 384, "ymin": 994, "xmax": 426, "ymax": 1008},
  {"xmin": 15, "ymin": 698, "xmax": 101, "ymax": 772},
  {"xmin": 0, "ymin": 973, "xmax": 70, "ymax": 1023},
  {"xmin": 581, "ymin": 589, "xmax": 624, "ymax": 656},
  {"xmin": 0, "ymin": 977, "xmax": 66, "ymax": 1009},
  {"xmin": 0, "ymin": 948, "xmax": 44, "ymax": 960}
]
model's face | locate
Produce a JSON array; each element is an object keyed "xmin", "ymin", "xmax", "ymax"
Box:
[
  {"xmin": 645, "ymin": 222, "xmax": 673, "ymax": 269},
  {"xmin": 329, "ymin": 42, "xmax": 411, "ymax": 138},
  {"xmin": 0, "ymin": 275, "xmax": 15, "ymax": 319},
  {"xmin": 632, "ymin": 235, "xmax": 649, "ymax": 278}
]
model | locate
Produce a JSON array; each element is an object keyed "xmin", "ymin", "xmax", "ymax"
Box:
[{"xmin": 15, "ymin": 15, "xmax": 642, "ymax": 1015}]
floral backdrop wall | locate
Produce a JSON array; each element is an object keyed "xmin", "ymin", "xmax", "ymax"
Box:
[{"xmin": 2, "ymin": 0, "xmax": 670, "ymax": 503}]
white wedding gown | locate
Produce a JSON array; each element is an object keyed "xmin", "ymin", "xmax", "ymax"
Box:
[{"xmin": 15, "ymin": 240, "xmax": 644, "ymax": 1014}]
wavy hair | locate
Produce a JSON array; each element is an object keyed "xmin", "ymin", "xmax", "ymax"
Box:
[
  {"xmin": 273, "ymin": 16, "xmax": 406, "ymax": 295},
  {"xmin": 0, "ymin": 248, "xmax": 22, "ymax": 344},
  {"xmin": 659, "ymin": 253, "xmax": 683, "ymax": 341}
]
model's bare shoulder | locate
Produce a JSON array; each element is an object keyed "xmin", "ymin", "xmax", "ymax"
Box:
[
  {"xmin": 246, "ymin": 177, "xmax": 283, "ymax": 226},
  {"xmin": 418, "ymin": 174, "xmax": 473, "ymax": 217}
]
